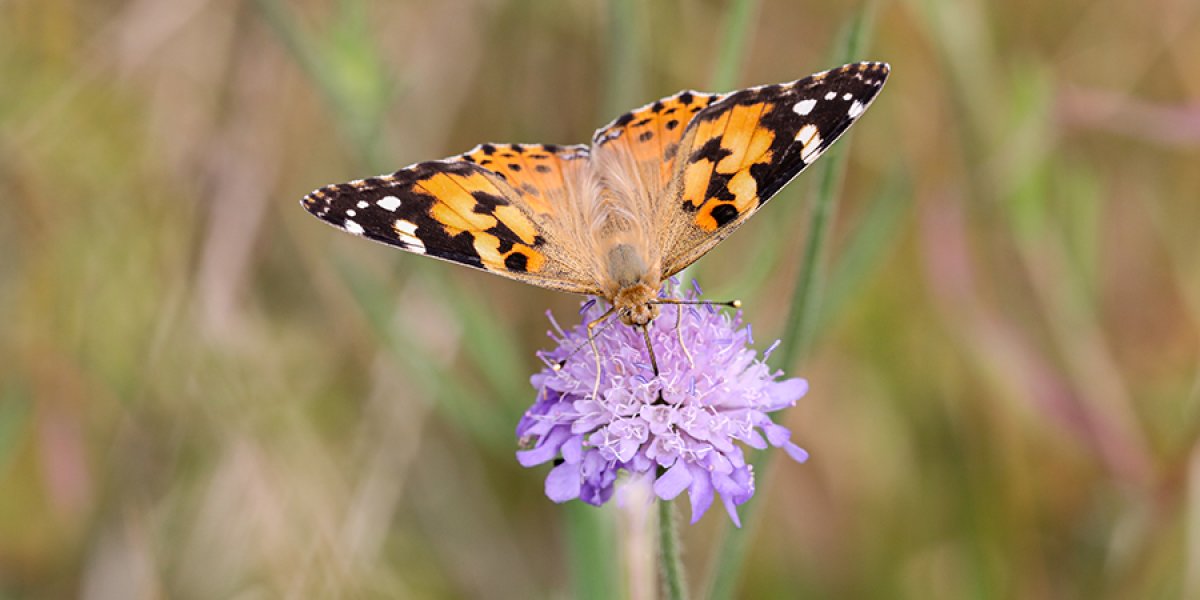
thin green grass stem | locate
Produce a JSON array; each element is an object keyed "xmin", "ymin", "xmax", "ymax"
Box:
[
  {"xmin": 704, "ymin": 6, "xmax": 878, "ymax": 598},
  {"xmin": 710, "ymin": 0, "xmax": 761, "ymax": 91}
]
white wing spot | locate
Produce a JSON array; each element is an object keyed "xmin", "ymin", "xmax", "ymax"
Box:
[
  {"xmin": 376, "ymin": 195, "xmax": 403, "ymax": 211},
  {"xmin": 842, "ymin": 93, "xmax": 853, "ymax": 101},
  {"xmin": 344, "ymin": 219, "xmax": 365, "ymax": 235},
  {"xmin": 824, "ymin": 91, "xmax": 837, "ymax": 100},
  {"xmin": 356, "ymin": 200, "xmax": 369, "ymax": 209},
  {"xmin": 795, "ymin": 124, "xmax": 818, "ymax": 144},
  {"xmin": 793, "ymin": 99, "xmax": 817, "ymax": 116},
  {"xmin": 393, "ymin": 219, "xmax": 426, "ymax": 254},
  {"xmin": 795, "ymin": 125, "xmax": 823, "ymax": 163},
  {"xmin": 346, "ymin": 209, "xmax": 356, "ymax": 217},
  {"xmin": 848, "ymin": 100, "xmax": 865, "ymax": 118}
]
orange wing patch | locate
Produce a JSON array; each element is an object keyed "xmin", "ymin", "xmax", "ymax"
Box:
[
  {"xmin": 687, "ymin": 102, "xmax": 778, "ymax": 232},
  {"xmin": 592, "ymin": 90, "xmax": 722, "ymax": 185},
  {"xmin": 405, "ymin": 167, "xmax": 549, "ymax": 274},
  {"xmin": 459, "ymin": 143, "xmax": 589, "ymax": 216}
]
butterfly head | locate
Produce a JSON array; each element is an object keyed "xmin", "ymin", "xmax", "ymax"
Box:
[
  {"xmin": 600, "ymin": 241, "xmax": 662, "ymax": 326},
  {"xmin": 612, "ymin": 283, "xmax": 661, "ymax": 327}
]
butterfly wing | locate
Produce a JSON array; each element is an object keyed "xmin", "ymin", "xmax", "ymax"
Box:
[
  {"xmin": 301, "ymin": 143, "xmax": 600, "ymax": 294},
  {"xmin": 660, "ymin": 62, "xmax": 889, "ymax": 275},
  {"xmin": 590, "ymin": 89, "xmax": 725, "ymax": 202}
]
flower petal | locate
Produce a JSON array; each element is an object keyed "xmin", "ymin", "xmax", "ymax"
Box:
[
  {"xmin": 765, "ymin": 377, "xmax": 808, "ymax": 408},
  {"xmin": 545, "ymin": 461, "xmax": 582, "ymax": 503},
  {"xmin": 687, "ymin": 464, "xmax": 714, "ymax": 523},
  {"xmin": 762, "ymin": 422, "xmax": 792, "ymax": 447},
  {"xmin": 783, "ymin": 441, "xmax": 809, "ymax": 463},
  {"xmin": 561, "ymin": 434, "xmax": 584, "ymax": 464},
  {"xmin": 516, "ymin": 426, "xmax": 570, "ymax": 467},
  {"xmin": 653, "ymin": 461, "xmax": 693, "ymax": 500},
  {"xmin": 721, "ymin": 494, "xmax": 743, "ymax": 528},
  {"xmin": 743, "ymin": 430, "xmax": 768, "ymax": 450}
]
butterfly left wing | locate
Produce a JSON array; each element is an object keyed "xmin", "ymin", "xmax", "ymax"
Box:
[
  {"xmin": 659, "ymin": 61, "xmax": 890, "ymax": 275},
  {"xmin": 301, "ymin": 144, "xmax": 600, "ymax": 294}
]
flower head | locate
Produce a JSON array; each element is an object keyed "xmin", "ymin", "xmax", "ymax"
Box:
[{"xmin": 516, "ymin": 281, "xmax": 810, "ymax": 526}]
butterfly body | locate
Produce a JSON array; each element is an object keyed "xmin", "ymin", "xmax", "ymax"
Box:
[{"xmin": 302, "ymin": 62, "xmax": 889, "ymax": 328}]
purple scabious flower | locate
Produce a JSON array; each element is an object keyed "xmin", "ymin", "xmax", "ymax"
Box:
[{"xmin": 515, "ymin": 281, "xmax": 810, "ymax": 526}]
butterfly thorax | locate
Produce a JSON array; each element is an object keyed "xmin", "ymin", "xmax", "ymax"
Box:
[
  {"xmin": 599, "ymin": 241, "xmax": 662, "ymax": 326},
  {"xmin": 588, "ymin": 182, "xmax": 664, "ymax": 326}
]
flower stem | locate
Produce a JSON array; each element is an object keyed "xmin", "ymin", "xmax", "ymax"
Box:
[
  {"xmin": 658, "ymin": 499, "xmax": 688, "ymax": 600},
  {"xmin": 565, "ymin": 503, "xmax": 619, "ymax": 600}
]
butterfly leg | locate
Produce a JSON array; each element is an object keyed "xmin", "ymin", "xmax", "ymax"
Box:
[
  {"xmin": 652, "ymin": 298, "xmax": 741, "ymax": 370},
  {"xmin": 672, "ymin": 303, "xmax": 695, "ymax": 368},
  {"xmin": 585, "ymin": 307, "xmax": 616, "ymax": 401},
  {"xmin": 640, "ymin": 326, "xmax": 660, "ymax": 377}
]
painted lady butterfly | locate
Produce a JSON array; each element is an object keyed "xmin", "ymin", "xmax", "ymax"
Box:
[{"xmin": 302, "ymin": 62, "xmax": 888, "ymax": 328}]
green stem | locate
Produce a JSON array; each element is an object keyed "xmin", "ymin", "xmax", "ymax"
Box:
[
  {"xmin": 709, "ymin": 0, "xmax": 762, "ymax": 91},
  {"xmin": 564, "ymin": 503, "xmax": 619, "ymax": 600},
  {"xmin": 772, "ymin": 140, "xmax": 848, "ymax": 368},
  {"xmin": 659, "ymin": 500, "xmax": 688, "ymax": 600},
  {"xmin": 704, "ymin": 6, "xmax": 878, "ymax": 599},
  {"xmin": 604, "ymin": 0, "xmax": 642, "ymax": 117}
]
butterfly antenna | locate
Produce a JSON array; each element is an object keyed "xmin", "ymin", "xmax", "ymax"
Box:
[
  {"xmin": 672, "ymin": 301, "xmax": 694, "ymax": 368},
  {"xmin": 650, "ymin": 298, "xmax": 742, "ymax": 309},
  {"xmin": 588, "ymin": 317, "xmax": 606, "ymax": 401},
  {"xmin": 651, "ymin": 297, "xmax": 741, "ymax": 369},
  {"xmin": 642, "ymin": 324, "xmax": 672, "ymax": 406}
]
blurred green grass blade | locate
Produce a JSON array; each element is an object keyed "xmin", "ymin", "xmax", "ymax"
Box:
[
  {"xmin": 816, "ymin": 170, "xmax": 910, "ymax": 330},
  {"xmin": 431, "ymin": 276, "xmax": 529, "ymax": 410},
  {"xmin": 604, "ymin": 0, "xmax": 643, "ymax": 117},
  {"xmin": 772, "ymin": 124, "xmax": 849, "ymax": 368},
  {"xmin": 261, "ymin": 1, "xmax": 527, "ymax": 422},
  {"xmin": 253, "ymin": 0, "xmax": 397, "ymax": 170},
  {"xmin": 705, "ymin": 6, "xmax": 878, "ymax": 599},
  {"xmin": 335, "ymin": 256, "xmax": 513, "ymax": 452},
  {"xmin": 709, "ymin": 0, "xmax": 761, "ymax": 91},
  {"xmin": 772, "ymin": 3, "xmax": 878, "ymax": 371},
  {"xmin": 1059, "ymin": 163, "xmax": 1102, "ymax": 295},
  {"xmin": 563, "ymin": 503, "xmax": 619, "ymax": 600},
  {"xmin": 678, "ymin": 0, "xmax": 761, "ymax": 287},
  {"xmin": 0, "ymin": 381, "xmax": 32, "ymax": 479}
]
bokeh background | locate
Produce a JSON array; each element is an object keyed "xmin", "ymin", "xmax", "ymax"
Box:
[{"xmin": 2, "ymin": 0, "xmax": 1199, "ymax": 597}]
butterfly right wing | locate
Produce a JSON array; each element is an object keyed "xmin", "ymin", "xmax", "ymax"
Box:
[
  {"xmin": 301, "ymin": 144, "xmax": 600, "ymax": 294},
  {"xmin": 659, "ymin": 62, "xmax": 890, "ymax": 274}
]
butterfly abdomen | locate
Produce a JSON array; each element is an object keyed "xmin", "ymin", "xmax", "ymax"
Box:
[{"xmin": 605, "ymin": 243, "xmax": 651, "ymax": 289}]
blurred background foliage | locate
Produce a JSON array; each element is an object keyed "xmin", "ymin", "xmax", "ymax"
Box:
[{"xmin": 2, "ymin": 0, "xmax": 1199, "ymax": 597}]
